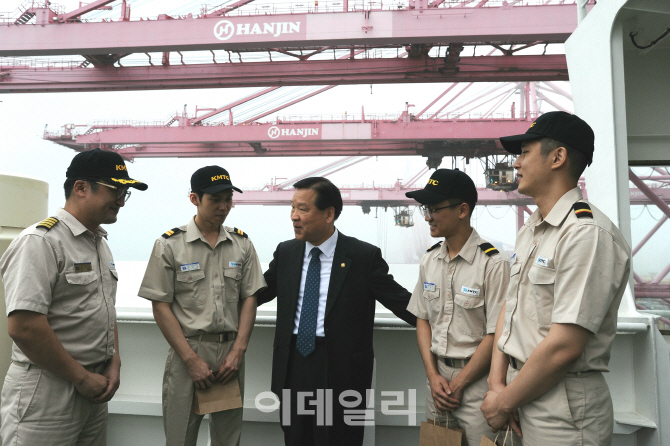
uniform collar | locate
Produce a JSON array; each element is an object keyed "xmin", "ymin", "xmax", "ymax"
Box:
[
  {"xmin": 437, "ymin": 227, "xmax": 479, "ymax": 264},
  {"xmin": 306, "ymin": 228, "xmax": 338, "ymax": 258},
  {"xmin": 56, "ymin": 208, "xmax": 108, "ymax": 238},
  {"xmin": 543, "ymin": 187, "xmax": 583, "ymax": 227},
  {"xmin": 185, "ymin": 217, "xmax": 230, "ymax": 245}
]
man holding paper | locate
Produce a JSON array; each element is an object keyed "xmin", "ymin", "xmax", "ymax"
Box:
[
  {"xmin": 139, "ymin": 166, "xmax": 266, "ymax": 446},
  {"xmin": 481, "ymin": 112, "xmax": 631, "ymax": 445},
  {"xmin": 406, "ymin": 169, "xmax": 512, "ymax": 446}
]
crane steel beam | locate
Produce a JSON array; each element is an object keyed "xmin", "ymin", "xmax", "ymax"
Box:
[
  {"xmin": 53, "ymin": 119, "xmax": 534, "ymax": 146},
  {"xmin": 0, "ymin": 6, "xmax": 578, "ymax": 57},
  {"xmin": 234, "ymin": 186, "xmax": 536, "ymax": 206},
  {"xmin": 0, "ymin": 54, "xmax": 568, "ymax": 93},
  {"xmin": 59, "ymin": 0, "xmax": 116, "ymax": 22},
  {"xmin": 48, "ymin": 140, "xmax": 504, "ymax": 159},
  {"xmin": 230, "ymin": 186, "xmax": 670, "ymax": 207}
]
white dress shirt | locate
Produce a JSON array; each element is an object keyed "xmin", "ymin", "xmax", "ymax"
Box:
[{"xmin": 293, "ymin": 229, "xmax": 339, "ymax": 336}]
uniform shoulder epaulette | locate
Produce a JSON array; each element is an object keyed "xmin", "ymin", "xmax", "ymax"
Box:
[
  {"xmin": 232, "ymin": 227, "xmax": 248, "ymax": 238},
  {"xmin": 36, "ymin": 217, "xmax": 59, "ymax": 231},
  {"xmin": 479, "ymin": 242, "xmax": 500, "ymax": 256},
  {"xmin": 572, "ymin": 202, "xmax": 593, "ymax": 219},
  {"xmin": 427, "ymin": 241, "xmax": 442, "ymax": 252},
  {"xmin": 161, "ymin": 227, "xmax": 183, "ymax": 239}
]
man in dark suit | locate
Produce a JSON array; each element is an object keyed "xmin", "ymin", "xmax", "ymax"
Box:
[{"xmin": 257, "ymin": 177, "xmax": 416, "ymax": 446}]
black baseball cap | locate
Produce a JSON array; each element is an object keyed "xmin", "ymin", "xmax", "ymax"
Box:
[
  {"xmin": 405, "ymin": 169, "xmax": 478, "ymax": 205},
  {"xmin": 499, "ymin": 111, "xmax": 595, "ymax": 166},
  {"xmin": 191, "ymin": 166, "xmax": 242, "ymax": 194},
  {"xmin": 66, "ymin": 149, "xmax": 148, "ymax": 190}
]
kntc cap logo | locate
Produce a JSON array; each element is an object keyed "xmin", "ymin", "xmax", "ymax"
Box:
[
  {"xmin": 116, "ymin": 165, "xmax": 127, "ymax": 171},
  {"xmin": 268, "ymin": 126, "xmax": 281, "ymax": 139},
  {"xmin": 211, "ymin": 175, "xmax": 230, "ymax": 182},
  {"xmin": 214, "ymin": 19, "xmax": 302, "ymax": 41},
  {"xmin": 427, "ymin": 179, "xmax": 439, "ymax": 186}
]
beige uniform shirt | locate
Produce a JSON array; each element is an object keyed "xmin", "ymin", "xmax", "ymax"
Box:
[
  {"xmin": 138, "ymin": 218, "xmax": 266, "ymax": 337},
  {"xmin": 407, "ymin": 228, "xmax": 510, "ymax": 359},
  {"xmin": 0, "ymin": 208, "xmax": 117, "ymax": 367},
  {"xmin": 498, "ymin": 188, "xmax": 631, "ymax": 372}
]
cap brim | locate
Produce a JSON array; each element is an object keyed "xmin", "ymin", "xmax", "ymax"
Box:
[
  {"xmin": 405, "ymin": 189, "xmax": 449, "ymax": 205},
  {"xmin": 109, "ymin": 177, "xmax": 148, "ymax": 191},
  {"xmin": 499, "ymin": 132, "xmax": 544, "ymax": 154},
  {"xmin": 201, "ymin": 184, "xmax": 243, "ymax": 194}
]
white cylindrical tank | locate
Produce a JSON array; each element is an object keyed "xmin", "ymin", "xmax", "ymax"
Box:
[{"xmin": 0, "ymin": 173, "xmax": 49, "ymax": 390}]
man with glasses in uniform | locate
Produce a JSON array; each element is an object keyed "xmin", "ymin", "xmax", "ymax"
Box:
[
  {"xmin": 406, "ymin": 169, "xmax": 513, "ymax": 446},
  {"xmin": 481, "ymin": 112, "xmax": 631, "ymax": 445},
  {"xmin": 138, "ymin": 166, "xmax": 266, "ymax": 446},
  {"xmin": 0, "ymin": 148, "xmax": 148, "ymax": 446}
]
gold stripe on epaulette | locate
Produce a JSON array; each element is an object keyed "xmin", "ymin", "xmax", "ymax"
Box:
[
  {"xmin": 427, "ymin": 242, "xmax": 442, "ymax": 252},
  {"xmin": 479, "ymin": 242, "xmax": 499, "ymax": 256},
  {"xmin": 161, "ymin": 227, "xmax": 183, "ymax": 239},
  {"xmin": 233, "ymin": 227, "xmax": 248, "ymax": 238},
  {"xmin": 37, "ymin": 217, "xmax": 59, "ymax": 231}
]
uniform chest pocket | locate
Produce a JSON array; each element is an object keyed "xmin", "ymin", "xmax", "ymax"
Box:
[
  {"xmin": 527, "ymin": 265, "xmax": 556, "ymax": 326},
  {"xmin": 223, "ymin": 267, "xmax": 243, "ymax": 302},
  {"xmin": 453, "ymin": 293, "xmax": 486, "ymax": 336},
  {"xmin": 62, "ymin": 271, "xmax": 98, "ymax": 312},
  {"xmin": 175, "ymin": 270, "xmax": 206, "ymax": 307},
  {"xmin": 422, "ymin": 290, "xmax": 440, "ymax": 301},
  {"xmin": 422, "ymin": 289, "xmax": 442, "ymax": 324}
]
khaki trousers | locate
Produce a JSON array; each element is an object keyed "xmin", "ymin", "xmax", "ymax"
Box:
[
  {"xmin": 427, "ymin": 360, "xmax": 520, "ymax": 446},
  {"xmin": 162, "ymin": 338, "xmax": 244, "ymax": 446},
  {"xmin": 507, "ymin": 366, "xmax": 613, "ymax": 446},
  {"xmin": 0, "ymin": 362, "xmax": 107, "ymax": 446}
]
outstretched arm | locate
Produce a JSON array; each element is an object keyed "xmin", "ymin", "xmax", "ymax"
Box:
[{"xmin": 368, "ymin": 247, "xmax": 416, "ymax": 326}]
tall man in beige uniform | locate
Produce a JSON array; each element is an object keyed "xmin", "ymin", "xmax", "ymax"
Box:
[
  {"xmin": 481, "ymin": 112, "xmax": 631, "ymax": 445},
  {"xmin": 139, "ymin": 166, "xmax": 266, "ymax": 446},
  {"xmin": 0, "ymin": 149, "xmax": 148, "ymax": 446},
  {"xmin": 406, "ymin": 169, "xmax": 512, "ymax": 446}
]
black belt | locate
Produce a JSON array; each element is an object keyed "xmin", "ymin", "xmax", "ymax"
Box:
[
  {"xmin": 290, "ymin": 334, "xmax": 326, "ymax": 345},
  {"xmin": 186, "ymin": 332, "xmax": 236, "ymax": 343},
  {"xmin": 510, "ymin": 357, "xmax": 523, "ymax": 370},
  {"xmin": 443, "ymin": 357, "xmax": 470, "ymax": 368}
]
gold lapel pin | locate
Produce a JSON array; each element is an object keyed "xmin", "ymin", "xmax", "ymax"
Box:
[{"xmin": 341, "ymin": 263, "xmax": 346, "ymax": 267}]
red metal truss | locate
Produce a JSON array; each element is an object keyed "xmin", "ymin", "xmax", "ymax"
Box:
[
  {"xmin": 629, "ymin": 169, "xmax": 670, "ymax": 298},
  {"xmin": 0, "ymin": 5, "xmax": 578, "ymax": 57},
  {"xmin": 44, "ymin": 118, "xmax": 536, "ymax": 159},
  {"xmin": 0, "ymin": 54, "xmax": 568, "ymax": 93}
]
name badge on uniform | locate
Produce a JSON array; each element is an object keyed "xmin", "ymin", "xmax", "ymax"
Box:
[
  {"xmin": 180, "ymin": 262, "xmax": 201, "ymax": 272},
  {"xmin": 423, "ymin": 282, "xmax": 436, "ymax": 292},
  {"xmin": 461, "ymin": 286, "xmax": 481, "ymax": 296},
  {"xmin": 509, "ymin": 253, "xmax": 517, "ymax": 266},
  {"xmin": 229, "ymin": 262, "xmax": 242, "ymax": 268},
  {"xmin": 535, "ymin": 256, "xmax": 549, "ymax": 268},
  {"xmin": 74, "ymin": 262, "xmax": 92, "ymax": 273}
]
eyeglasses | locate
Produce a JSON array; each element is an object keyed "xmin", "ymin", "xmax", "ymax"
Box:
[
  {"xmin": 95, "ymin": 182, "xmax": 131, "ymax": 202},
  {"xmin": 420, "ymin": 203, "xmax": 462, "ymax": 218}
]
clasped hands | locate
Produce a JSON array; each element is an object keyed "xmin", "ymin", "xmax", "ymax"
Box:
[{"xmin": 187, "ymin": 348, "xmax": 243, "ymax": 390}]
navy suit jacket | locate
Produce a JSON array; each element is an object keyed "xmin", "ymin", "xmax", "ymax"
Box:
[{"xmin": 257, "ymin": 232, "xmax": 416, "ymax": 397}]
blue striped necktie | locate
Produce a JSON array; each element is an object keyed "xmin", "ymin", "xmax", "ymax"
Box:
[{"xmin": 296, "ymin": 247, "xmax": 322, "ymax": 357}]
